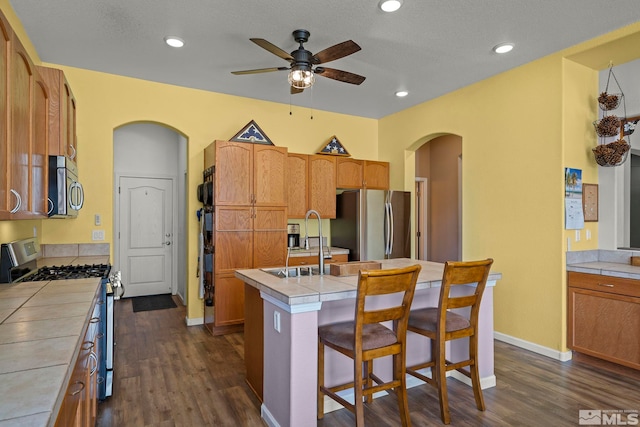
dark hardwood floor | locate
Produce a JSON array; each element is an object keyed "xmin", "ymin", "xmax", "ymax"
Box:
[{"xmin": 97, "ymin": 296, "xmax": 640, "ymax": 426}]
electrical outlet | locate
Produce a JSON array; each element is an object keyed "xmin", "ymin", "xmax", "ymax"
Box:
[
  {"xmin": 575, "ymin": 230, "xmax": 580, "ymax": 242},
  {"xmin": 586, "ymin": 229, "xmax": 592, "ymax": 240},
  {"xmin": 274, "ymin": 310, "xmax": 281, "ymax": 333},
  {"xmin": 92, "ymin": 230, "xmax": 105, "ymax": 241}
]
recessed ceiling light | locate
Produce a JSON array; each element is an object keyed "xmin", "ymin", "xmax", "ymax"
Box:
[
  {"xmin": 395, "ymin": 90, "xmax": 409, "ymax": 97},
  {"xmin": 164, "ymin": 36, "xmax": 185, "ymax": 48},
  {"xmin": 379, "ymin": 0, "xmax": 403, "ymax": 13},
  {"xmin": 493, "ymin": 43, "xmax": 514, "ymax": 54}
]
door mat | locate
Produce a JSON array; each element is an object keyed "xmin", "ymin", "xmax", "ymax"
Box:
[{"xmin": 131, "ymin": 294, "xmax": 177, "ymax": 313}]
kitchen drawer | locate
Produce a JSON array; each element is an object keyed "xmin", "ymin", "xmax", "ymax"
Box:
[
  {"xmin": 568, "ymin": 272, "xmax": 640, "ymax": 298},
  {"xmin": 288, "ymin": 253, "xmax": 347, "ymax": 266}
]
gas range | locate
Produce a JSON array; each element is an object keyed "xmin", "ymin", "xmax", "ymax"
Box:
[{"xmin": 28, "ymin": 263, "xmax": 111, "ymax": 282}]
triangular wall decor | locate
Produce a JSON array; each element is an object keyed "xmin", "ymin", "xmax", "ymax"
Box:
[
  {"xmin": 318, "ymin": 135, "xmax": 350, "ymax": 156},
  {"xmin": 230, "ymin": 120, "xmax": 274, "ymax": 145}
]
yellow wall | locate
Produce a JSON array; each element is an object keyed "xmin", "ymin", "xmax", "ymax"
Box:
[{"xmin": 3, "ymin": 0, "xmax": 640, "ymax": 350}]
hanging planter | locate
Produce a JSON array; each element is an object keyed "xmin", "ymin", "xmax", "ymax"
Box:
[{"xmin": 593, "ymin": 64, "xmax": 629, "ymax": 167}]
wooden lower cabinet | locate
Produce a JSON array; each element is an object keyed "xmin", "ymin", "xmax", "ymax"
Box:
[
  {"xmin": 56, "ymin": 291, "xmax": 100, "ymax": 427},
  {"xmin": 567, "ymin": 272, "xmax": 640, "ymax": 370},
  {"xmin": 213, "ymin": 273, "xmax": 246, "ymax": 327},
  {"xmin": 244, "ymin": 284, "xmax": 264, "ymax": 401}
]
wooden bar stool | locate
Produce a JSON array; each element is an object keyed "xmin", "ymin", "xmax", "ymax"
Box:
[
  {"xmin": 406, "ymin": 258, "xmax": 493, "ymax": 424},
  {"xmin": 318, "ymin": 264, "xmax": 422, "ymax": 426}
]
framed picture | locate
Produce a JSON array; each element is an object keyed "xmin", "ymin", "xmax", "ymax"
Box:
[{"xmin": 582, "ymin": 183, "xmax": 598, "ymax": 222}]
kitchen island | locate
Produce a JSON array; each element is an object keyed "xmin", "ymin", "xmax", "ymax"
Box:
[{"xmin": 235, "ymin": 258, "xmax": 501, "ymax": 427}]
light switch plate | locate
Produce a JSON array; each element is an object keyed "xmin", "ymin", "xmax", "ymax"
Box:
[{"xmin": 95, "ymin": 214, "xmax": 101, "ymax": 226}]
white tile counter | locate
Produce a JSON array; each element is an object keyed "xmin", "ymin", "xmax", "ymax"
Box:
[{"xmin": 0, "ymin": 253, "xmax": 108, "ymax": 426}]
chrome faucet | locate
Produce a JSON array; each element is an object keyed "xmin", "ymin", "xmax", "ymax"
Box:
[{"xmin": 304, "ymin": 209, "xmax": 325, "ymax": 275}]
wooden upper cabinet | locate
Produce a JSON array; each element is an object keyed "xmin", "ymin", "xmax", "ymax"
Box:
[
  {"xmin": 336, "ymin": 158, "xmax": 389, "ymax": 190},
  {"xmin": 9, "ymin": 36, "xmax": 33, "ymax": 217},
  {"xmin": 286, "ymin": 153, "xmax": 309, "ymax": 218},
  {"xmin": 0, "ymin": 11, "xmax": 10, "ymax": 218},
  {"xmin": 214, "ymin": 141, "xmax": 287, "ymax": 207},
  {"xmin": 31, "ymin": 72, "xmax": 49, "ymax": 216},
  {"xmin": 37, "ymin": 66, "xmax": 77, "ymax": 161},
  {"xmin": 253, "ymin": 144, "xmax": 287, "ymax": 207},
  {"xmin": 363, "ymin": 160, "xmax": 389, "ymax": 190},
  {"xmin": 336, "ymin": 158, "xmax": 363, "ymax": 189},
  {"xmin": 308, "ymin": 154, "xmax": 336, "ymax": 218},
  {"xmin": 215, "ymin": 141, "xmax": 253, "ymax": 206}
]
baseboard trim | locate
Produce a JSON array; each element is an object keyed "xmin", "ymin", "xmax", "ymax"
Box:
[
  {"xmin": 260, "ymin": 404, "xmax": 280, "ymax": 427},
  {"xmin": 494, "ymin": 331, "xmax": 572, "ymax": 362},
  {"xmin": 185, "ymin": 316, "xmax": 203, "ymax": 326}
]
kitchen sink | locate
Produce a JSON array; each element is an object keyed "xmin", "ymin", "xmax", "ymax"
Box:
[{"xmin": 261, "ymin": 264, "xmax": 332, "ymax": 278}]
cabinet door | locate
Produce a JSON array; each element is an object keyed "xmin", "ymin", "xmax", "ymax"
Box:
[
  {"xmin": 254, "ymin": 144, "xmax": 287, "ymax": 207},
  {"xmin": 336, "ymin": 157, "xmax": 363, "ymax": 189},
  {"xmin": 215, "ymin": 206, "xmax": 252, "ymax": 273},
  {"xmin": 253, "ymin": 206, "xmax": 287, "ymax": 268},
  {"xmin": 38, "ymin": 66, "xmax": 76, "ymax": 161},
  {"xmin": 287, "ymin": 153, "xmax": 308, "ymax": 218},
  {"xmin": 364, "ymin": 161, "xmax": 389, "ymax": 190},
  {"xmin": 31, "ymin": 71, "xmax": 48, "ymax": 216},
  {"xmin": 214, "ymin": 272, "xmax": 245, "ymax": 326},
  {"xmin": 215, "ymin": 141, "xmax": 252, "ymax": 206},
  {"xmin": 568, "ymin": 286, "xmax": 640, "ymax": 370},
  {"xmin": 0, "ymin": 12, "xmax": 10, "ymax": 218},
  {"xmin": 308, "ymin": 154, "xmax": 336, "ymax": 219},
  {"xmin": 9, "ymin": 37, "xmax": 32, "ymax": 217}
]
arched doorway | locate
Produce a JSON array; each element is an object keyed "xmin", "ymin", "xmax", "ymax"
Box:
[
  {"xmin": 113, "ymin": 122, "xmax": 188, "ymax": 301},
  {"xmin": 414, "ymin": 134, "xmax": 462, "ymax": 262}
]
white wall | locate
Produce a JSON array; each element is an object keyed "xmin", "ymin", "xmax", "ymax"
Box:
[
  {"xmin": 113, "ymin": 123, "xmax": 187, "ymax": 299},
  {"xmin": 598, "ymin": 59, "xmax": 640, "ymax": 249}
]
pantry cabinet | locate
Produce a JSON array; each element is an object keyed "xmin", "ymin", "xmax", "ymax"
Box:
[
  {"xmin": 37, "ymin": 65, "xmax": 77, "ymax": 161},
  {"xmin": 205, "ymin": 141, "xmax": 288, "ymax": 331},
  {"xmin": 567, "ymin": 272, "xmax": 640, "ymax": 370}
]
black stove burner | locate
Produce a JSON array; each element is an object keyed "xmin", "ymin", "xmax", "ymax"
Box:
[{"xmin": 28, "ymin": 264, "xmax": 111, "ymax": 281}]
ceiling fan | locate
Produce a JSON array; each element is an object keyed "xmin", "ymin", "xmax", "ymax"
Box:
[{"xmin": 231, "ymin": 29, "xmax": 366, "ymax": 94}]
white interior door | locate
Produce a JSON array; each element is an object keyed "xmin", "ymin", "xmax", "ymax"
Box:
[{"xmin": 119, "ymin": 176, "xmax": 173, "ymax": 297}]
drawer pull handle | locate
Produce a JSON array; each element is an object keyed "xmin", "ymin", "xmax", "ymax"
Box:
[{"xmin": 598, "ymin": 283, "xmax": 615, "ymax": 287}]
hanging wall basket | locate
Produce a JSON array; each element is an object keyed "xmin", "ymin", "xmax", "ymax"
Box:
[
  {"xmin": 593, "ymin": 64, "xmax": 629, "ymax": 167},
  {"xmin": 592, "ymin": 138, "xmax": 630, "ymax": 167}
]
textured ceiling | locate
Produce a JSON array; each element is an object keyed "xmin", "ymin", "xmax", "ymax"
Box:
[{"xmin": 9, "ymin": 0, "xmax": 640, "ymax": 119}]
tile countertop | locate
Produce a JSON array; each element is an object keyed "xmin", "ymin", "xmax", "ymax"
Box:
[
  {"xmin": 0, "ymin": 255, "xmax": 108, "ymax": 426},
  {"xmin": 566, "ymin": 249, "xmax": 640, "ymax": 280},
  {"xmin": 235, "ymin": 258, "xmax": 502, "ymax": 307}
]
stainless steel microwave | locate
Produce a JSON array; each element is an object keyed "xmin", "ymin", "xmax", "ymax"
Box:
[{"xmin": 48, "ymin": 156, "xmax": 84, "ymax": 218}]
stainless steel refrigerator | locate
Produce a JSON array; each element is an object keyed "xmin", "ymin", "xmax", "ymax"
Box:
[{"xmin": 331, "ymin": 190, "xmax": 411, "ymax": 261}]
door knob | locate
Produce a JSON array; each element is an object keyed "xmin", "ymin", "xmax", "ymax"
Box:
[{"xmin": 165, "ymin": 241, "xmax": 172, "ymax": 245}]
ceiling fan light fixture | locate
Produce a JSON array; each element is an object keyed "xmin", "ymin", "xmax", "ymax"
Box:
[
  {"xmin": 164, "ymin": 36, "xmax": 185, "ymax": 48},
  {"xmin": 379, "ymin": 0, "xmax": 403, "ymax": 12},
  {"xmin": 493, "ymin": 43, "xmax": 514, "ymax": 54},
  {"xmin": 288, "ymin": 67, "xmax": 315, "ymax": 89}
]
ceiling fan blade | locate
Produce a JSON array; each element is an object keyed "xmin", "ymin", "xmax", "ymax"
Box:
[
  {"xmin": 231, "ymin": 67, "xmax": 289, "ymax": 75},
  {"xmin": 312, "ymin": 40, "xmax": 361, "ymax": 64},
  {"xmin": 250, "ymin": 38, "xmax": 294, "ymax": 61},
  {"xmin": 291, "ymin": 86, "xmax": 304, "ymax": 95},
  {"xmin": 315, "ymin": 67, "xmax": 366, "ymax": 85}
]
